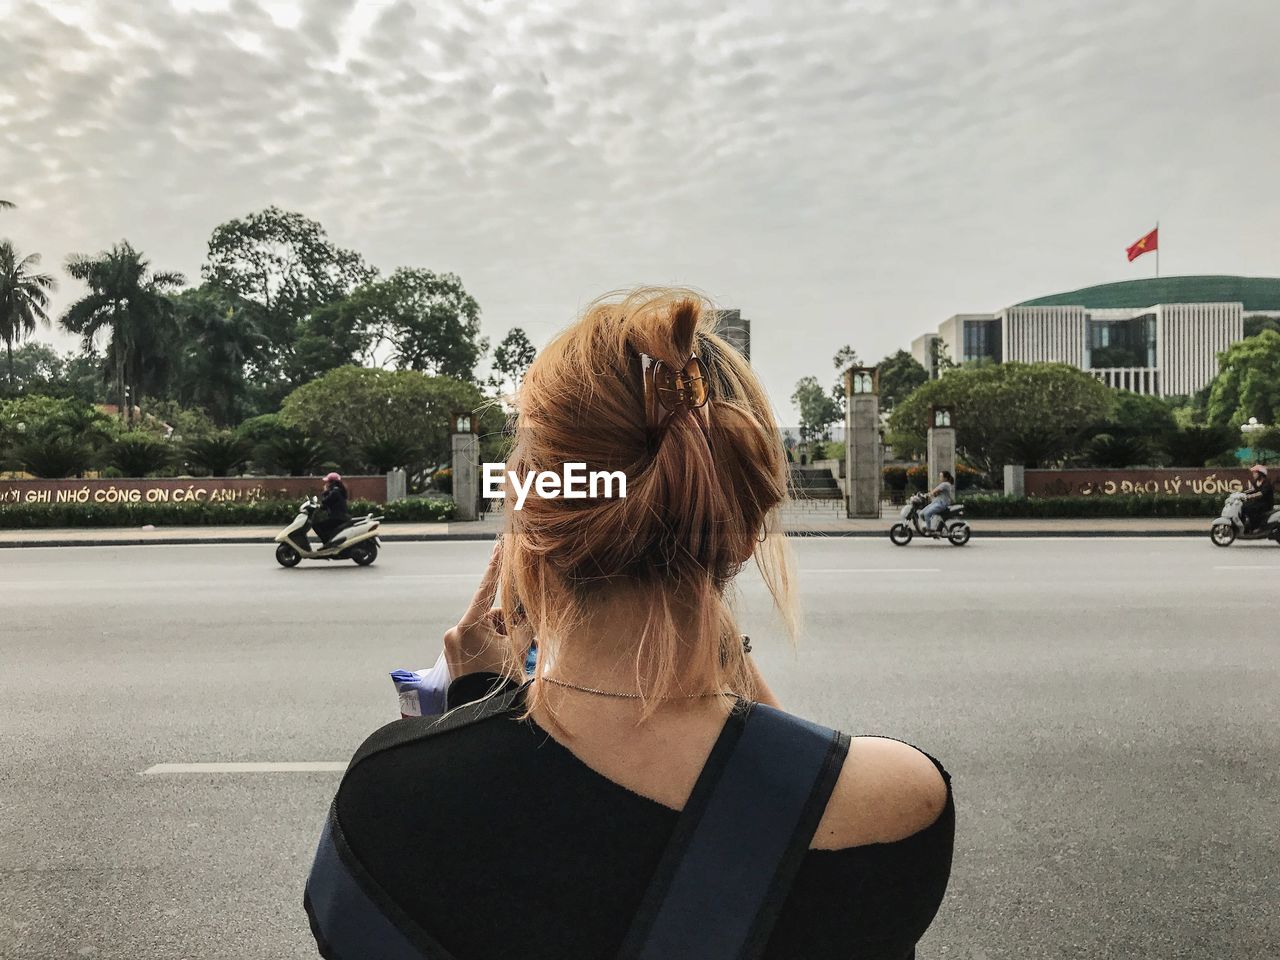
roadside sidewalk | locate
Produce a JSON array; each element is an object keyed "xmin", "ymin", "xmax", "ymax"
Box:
[{"xmin": 0, "ymin": 514, "xmax": 1212, "ymax": 547}]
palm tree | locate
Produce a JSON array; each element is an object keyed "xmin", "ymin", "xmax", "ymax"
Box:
[
  {"xmin": 174, "ymin": 285, "xmax": 268, "ymax": 424},
  {"xmin": 0, "ymin": 200, "xmax": 15, "ymax": 210},
  {"xmin": 60, "ymin": 242, "xmax": 184, "ymax": 426},
  {"xmin": 0, "ymin": 240, "xmax": 57, "ymax": 390}
]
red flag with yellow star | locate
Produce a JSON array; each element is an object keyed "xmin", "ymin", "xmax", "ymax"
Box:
[{"xmin": 1126, "ymin": 227, "xmax": 1158, "ymax": 262}]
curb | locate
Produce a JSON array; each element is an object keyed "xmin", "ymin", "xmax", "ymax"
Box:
[{"xmin": 0, "ymin": 529, "xmax": 1210, "ymax": 548}]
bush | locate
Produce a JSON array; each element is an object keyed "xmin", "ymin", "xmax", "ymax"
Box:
[
  {"xmin": 882, "ymin": 466, "xmax": 909, "ymax": 492},
  {"xmin": 899, "ymin": 463, "xmax": 982, "ymax": 492},
  {"xmin": 360, "ymin": 432, "xmax": 424, "ymax": 474},
  {"xmin": 432, "ymin": 467, "xmax": 453, "ymax": 495},
  {"xmin": 1086, "ymin": 433, "xmax": 1151, "ymax": 468},
  {"xmin": 0, "ymin": 496, "xmax": 456, "ymax": 529},
  {"xmin": 959, "ymin": 494, "xmax": 1220, "ymax": 518},
  {"xmin": 183, "ymin": 431, "xmax": 252, "ymax": 477},
  {"xmin": 107, "ymin": 433, "xmax": 173, "ymax": 477},
  {"xmin": 1165, "ymin": 424, "xmax": 1237, "ymax": 467},
  {"xmin": 12, "ymin": 435, "xmax": 95, "ymax": 478}
]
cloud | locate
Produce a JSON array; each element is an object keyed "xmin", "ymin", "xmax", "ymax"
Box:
[{"xmin": 1, "ymin": 0, "xmax": 1278, "ymax": 417}]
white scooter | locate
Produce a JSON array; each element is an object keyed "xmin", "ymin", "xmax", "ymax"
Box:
[
  {"xmin": 273, "ymin": 497, "xmax": 383, "ymax": 567},
  {"xmin": 890, "ymin": 492, "xmax": 971, "ymax": 546},
  {"xmin": 1209, "ymin": 491, "xmax": 1280, "ymax": 547}
]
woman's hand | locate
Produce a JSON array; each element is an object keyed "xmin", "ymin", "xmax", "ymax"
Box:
[{"xmin": 442, "ymin": 540, "xmax": 528, "ymax": 681}]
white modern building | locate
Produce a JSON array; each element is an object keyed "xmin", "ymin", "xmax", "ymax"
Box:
[{"xmin": 914, "ymin": 276, "xmax": 1280, "ymax": 396}]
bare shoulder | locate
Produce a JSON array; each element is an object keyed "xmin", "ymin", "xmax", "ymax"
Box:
[{"xmin": 811, "ymin": 736, "xmax": 950, "ymax": 851}]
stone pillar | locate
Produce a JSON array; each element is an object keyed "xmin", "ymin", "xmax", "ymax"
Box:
[
  {"xmin": 845, "ymin": 367, "xmax": 881, "ymax": 518},
  {"xmin": 450, "ymin": 412, "xmax": 480, "ymax": 521},
  {"xmin": 385, "ymin": 468, "xmax": 407, "ymax": 503},
  {"xmin": 1003, "ymin": 464, "xmax": 1025, "ymax": 497},
  {"xmin": 926, "ymin": 405, "xmax": 957, "ymax": 491}
]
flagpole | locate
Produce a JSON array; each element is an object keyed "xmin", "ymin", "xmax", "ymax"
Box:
[{"xmin": 1155, "ymin": 220, "xmax": 1160, "ymax": 278}]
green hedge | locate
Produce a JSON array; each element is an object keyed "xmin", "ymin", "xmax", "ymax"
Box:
[
  {"xmin": 959, "ymin": 494, "xmax": 1220, "ymax": 518},
  {"xmin": 0, "ymin": 496, "xmax": 455, "ymax": 529}
]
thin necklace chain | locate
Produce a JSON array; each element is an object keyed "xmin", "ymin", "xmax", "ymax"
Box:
[{"xmin": 536, "ymin": 675, "xmax": 727, "ymax": 700}]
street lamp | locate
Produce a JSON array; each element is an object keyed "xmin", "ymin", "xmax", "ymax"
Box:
[
  {"xmin": 1241, "ymin": 417, "xmax": 1267, "ymax": 461},
  {"xmin": 1241, "ymin": 417, "xmax": 1265, "ymax": 440},
  {"xmin": 930, "ymin": 405, "xmax": 954, "ymax": 429},
  {"xmin": 451, "ymin": 412, "xmax": 474, "ymax": 435}
]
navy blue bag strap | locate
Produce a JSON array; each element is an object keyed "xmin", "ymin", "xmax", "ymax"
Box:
[
  {"xmin": 305, "ymin": 804, "xmax": 457, "ymax": 960},
  {"xmin": 617, "ymin": 702, "xmax": 850, "ymax": 960}
]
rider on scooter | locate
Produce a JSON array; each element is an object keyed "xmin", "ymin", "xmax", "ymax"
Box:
[
  {"xmin": 921, "ymin": 471, "xmax": 955, "ymax": 535},
  {"xmin": 313, "ymin": 473, "xmax": 351, "ymax": 544},
  {"xmin": 1241, "ymin": 464, "xmax": 1273, "ymax": 532}
]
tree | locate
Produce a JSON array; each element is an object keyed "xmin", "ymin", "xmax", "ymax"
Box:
[
  {"xmin": 279, "ymin": 366, "xmax": 500, "ymax": 485},
  {"xmin": 0, "ymin": 240, "xmax": 57, "ymax": 391},
  {"xmin": 830, "ymin": 345, "xmax": 860, "ymax": 410},
  {"xmin": 888, "ymin": 362, "xmax": 1112, "ymax": 479},
  {"xmin": 5, "ymin": 342, "xmax": 60, "ymax": 391},
  {"xmin": 876, "ymin": 350, "xmax": 928, "ymax": 409},
  {"xmin": 1086, "ymin": 433, "xmax": 1151, "ymax": 468},
  {"xmin": 183, "ymin": 431, "xmax": 252, "ymax": 477},
  {"xmin": 791, "ymin": 375, "xmax": 842, "ymax": 447},
  {"xmin": 1207, "ymin": 330, "xmax": 1280, "ymax": 428},
  {"xmin": 236, "ymin": 413, "xmax": 330, "ymax": 476},
  {"xmin": 141, "ymin": 399, "xmax": 216, "ymax": 442},
  {"xmin": 1248, "ymin": 426, "xmax": 1280, "ymax": 463},
  {"xmin": 171, "ymin": 285, "xmax": 269, "ymax": 425},
  {"xmin": 201, "ymin": 207, "xmax": 376, "ymax": 396},
  {"xmin": 60, "ymin": 242, "xmax": 184, "ymax": 426},
  {"xmin": 1243, "ymin": 315, "xmax": 1280, "ymax": 339},
  {"xmin": 293, "ymin": 295, "xmax": 379, "ymax": 378},
  {"xmin": 107, "ymin": 433, "xmax": 173, "ymax": 477},
  {"xmin": 342, "ymin": 268, "xmax": 486, "ymax": 378},
  {"xmin": 4, "ymin": 343, "xmax": 108, "ymax": 403},
  {"xmin": 492, "ymin": 327, "xmax": 536, "ymax": 396},
  {"xmin": 1089, "ymin": 391, "xmax": 1179, "ymax": 463},
  {"xmin": 1165, "ymin": 424, "xmax": 1237, "ymax": 467},
  {"xmin": 0, "ymin": 395, "xmax": 115, "ymax": 477},
  {"xmin": 360, "ymin": 431, "xmax": 425, "ymax": 474},
  {"xmin": 931, "ymin": 338, "xmax": 956, "ymax": 376},
  {"xmin": 0, "ymin": 200, "xmax": 15, "ymax": 210}
]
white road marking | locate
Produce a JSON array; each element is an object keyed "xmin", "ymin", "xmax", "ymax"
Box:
[
  {"xmin": 379, "ymin": 574, "xmax": 495, "ymax": 580},
  {"xmin": 1213, "ymin": 565, "xmax": 1277, "ymax": 571},
  {"xmin": 142, "ymin": 762, "xmax": 346, "ymax": 774},
  {"xmin": 800, "ymin": 568, "xmax": 940, "ymax": 574}
]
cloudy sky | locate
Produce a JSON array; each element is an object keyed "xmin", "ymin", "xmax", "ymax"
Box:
[{"xmin": 2, "ymin": 0, "xmax": 1278, "ymax": 418}]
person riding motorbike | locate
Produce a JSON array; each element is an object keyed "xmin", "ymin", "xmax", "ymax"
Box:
[
  {"xmin": 1241, "ymin": 464, "xmax": 1273, "ymax": 532},
  {"xmin": 312, "ymin": 472, "xmax": 351, "ymax": 544},
  {"xmin": 920, "ymin": 470, "xmax": 955, "ymax": 535}
]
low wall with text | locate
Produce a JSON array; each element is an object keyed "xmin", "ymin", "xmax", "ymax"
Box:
[
  {"xmin": 0, "ymin": 475, "xmax": 389, "ymax": 507},
  {"xmin": 1025, "ymin": 468, "xmax": 1266, "ymax": 498}
]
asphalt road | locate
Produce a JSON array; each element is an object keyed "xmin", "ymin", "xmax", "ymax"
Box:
[{"xmin": 2, "ymin": 538, "xmax": 1277, "ymax": 960}]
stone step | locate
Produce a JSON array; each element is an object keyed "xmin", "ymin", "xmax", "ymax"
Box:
[{"xmin": 782, "ymin": 499, "xmax": 846, "ymax": 512}]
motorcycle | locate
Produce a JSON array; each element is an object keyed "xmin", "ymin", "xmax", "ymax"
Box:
[
  {"xmin": 890, "ymin": 492, "xmax": 971, "ymax": 547},
  {"xmin": 1209, "ymin": 491, "xmax": 1280, "ymax": 547},
  {"xmin": 273, "ymin": 497, "xmax": 383, "ymax": 567}
]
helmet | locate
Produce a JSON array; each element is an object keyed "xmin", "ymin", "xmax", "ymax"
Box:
[{"xmin": 324, "ymin": 472, "xmax": 342, "ymax": 483}]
